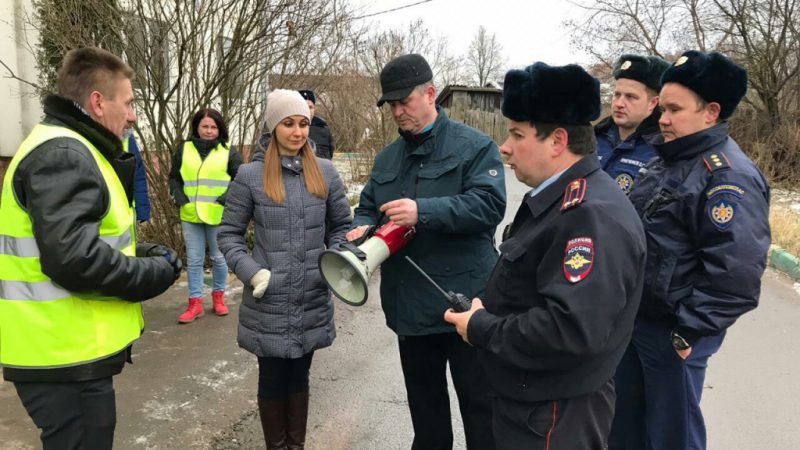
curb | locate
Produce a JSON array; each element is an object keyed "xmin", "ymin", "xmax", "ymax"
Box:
[{"xmin": 768, "ymin": 245, "xmax": 800, "ymax": 282}]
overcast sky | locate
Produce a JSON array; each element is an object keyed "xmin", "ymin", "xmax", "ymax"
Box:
[{"xmin": 351, "ymin": 0, "xmax": 589, "ymax": 70}]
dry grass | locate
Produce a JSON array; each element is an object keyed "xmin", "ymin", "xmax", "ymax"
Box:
[{"xmin": 770, "ymin": 208, "xmax": 800, "ymax": 256}]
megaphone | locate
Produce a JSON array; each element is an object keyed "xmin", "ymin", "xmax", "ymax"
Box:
[{"xmin": 319, "ymin": 222, "xmax": 415, "ymax": 306}]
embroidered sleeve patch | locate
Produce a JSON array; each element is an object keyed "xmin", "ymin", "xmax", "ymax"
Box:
[
  {"xmin": 705, "ymin": 183, "xmax": 745, "ymax": 199},
  {"xmin": 563, "ymin": 237, "xmax": 594, "ymax": 283},
  {"xmin": 708, "ymin": 197, "xmax": 736, "ymax": 230}
]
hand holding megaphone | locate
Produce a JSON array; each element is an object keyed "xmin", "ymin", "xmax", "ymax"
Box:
[{"xmin": 319, "ymin": 221, "xmax": 415, "ymax": 306}]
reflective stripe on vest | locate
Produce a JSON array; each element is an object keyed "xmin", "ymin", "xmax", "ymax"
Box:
[
  {"xmin": 179, "ymin": 141, "xmax": 230, "ymax": 225},
  {"xmin": 0, "ymin": 123, "xmax": 143, "ymax": 369}
]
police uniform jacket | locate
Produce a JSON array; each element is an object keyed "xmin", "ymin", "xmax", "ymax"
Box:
[
  {"xmin": 352, "ymin": 107, "xmax": 507, "ymax": 336},
  {"xmin": 309, "ymin": 116, "xmax": 335, "ymax": 160},
  {"xmin": 468, "ymin": 155, "xmax": 647, "ymax": 402},
  {"xmin": 627, "ymin": 122, "xmax": 770, "ymax": 345},
  {"xmin": 594, "ymin": 110, "xmax": 660, "ymax": 194}
]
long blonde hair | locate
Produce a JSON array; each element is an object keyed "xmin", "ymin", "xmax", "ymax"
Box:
[{"xmin": 262, "ymin": 137, "xmax": 327, "ymax": 203}]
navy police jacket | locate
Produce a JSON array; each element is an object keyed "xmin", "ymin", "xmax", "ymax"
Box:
[
  {"xmin": 628, "ymin": 123, "xmax": 770, "ymax": 345},
  {"xmin": 468, "ymin": 155, "xmax": 646, "ymax": 402},
  {"xmin": 352, "ymin": 107, "xmax": 506, "ymax": 336},
  {"xmin": 594, "ymin": 111, "xmax": 660, "ymax": 194}
]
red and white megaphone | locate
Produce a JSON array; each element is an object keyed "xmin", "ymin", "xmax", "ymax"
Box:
[{"xmin": 319, "ymin": 222, "xmax": 415, "ymax": 306}]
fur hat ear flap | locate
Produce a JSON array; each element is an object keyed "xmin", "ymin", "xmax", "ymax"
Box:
[
  {"xmin": 661, "ymin": 50, "xmax": 747, "ymax": 119},
  {"xmin": 502, "ymin": 62, "xmax": 600, "ymax": 125}
]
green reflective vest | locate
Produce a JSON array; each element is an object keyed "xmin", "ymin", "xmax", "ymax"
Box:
[
  {"xmin": 0, "ymin": 124, "xmax": 143, "ymax": 369},
  {"xmin": 179, "ymin": 141, "xmax": 230, "ymax": 225}
]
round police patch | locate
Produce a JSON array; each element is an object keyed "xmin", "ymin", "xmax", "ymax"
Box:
[
  {"xmin": 708, "ymin": 198, "xmax": 736, "ymax": 230},
  {"xmin": 615, "ymin": 173, "xmax": 634, "ymax": 193},
  {"xmin": 563, "ymin": 237, "xmax": 594, "ymax": 283}
]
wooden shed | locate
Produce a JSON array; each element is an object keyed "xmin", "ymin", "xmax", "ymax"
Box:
[{"xmin": 436, "ymin": 85, "xmax": 506, "ymax": 143}]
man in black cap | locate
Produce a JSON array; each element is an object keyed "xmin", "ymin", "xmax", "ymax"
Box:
[
  {"xmin": 346, "ymin": 53, "xmax": 506, "ymax": 449},
  {"xmin": 444, "ymin": 62, "xmax": 647, "ymax": 449},
  {"xmin": 298, "ymin": 89, "xmax": 335, "ymax": 159},
  {"xmin": 608, "ymin": 51, "xmax": 771, "ymax": 450},
  {"xmin": 594, "ymin": 54, "xmax": 670, "ymax": 194}
]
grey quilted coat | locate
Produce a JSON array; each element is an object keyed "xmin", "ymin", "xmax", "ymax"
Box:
[{"xmin": 217, "ymin": 151, "xmax": 352, "ymax": 358}]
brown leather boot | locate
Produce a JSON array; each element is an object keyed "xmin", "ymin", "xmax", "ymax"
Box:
[
  {"xmin": 258, "ymin": 397, "xmax": 287, "ymax": 450},
  {"xmin": 286, "ymin": 390, "xmax": 310, "ymax": 450}
]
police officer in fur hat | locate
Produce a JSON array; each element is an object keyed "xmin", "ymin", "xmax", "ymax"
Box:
[
  {"xmin": 444, "ymin": 62, "xmax": 647, "ymax": 449},
  {"xmin": 595, "ymin": 54, "xmax": 670, "ymax": 194},
  {"xmin": 298, "ymin": 89, "xmax": 336, "ymax": 159},
  {"xmin": 608, "ymin": 51, "xmax": 771, "ymax": 450}
]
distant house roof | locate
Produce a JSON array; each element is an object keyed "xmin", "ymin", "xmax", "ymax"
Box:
[{"xmin": 436, "ymin": 85, "xmax": 502, "ymax": 105}]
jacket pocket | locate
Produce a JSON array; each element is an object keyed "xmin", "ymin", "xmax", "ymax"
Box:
[
  {"xmin": 416, "ymin": 156, "xmax": 461, "ymax": 197},
  {"xmin": 643, "ymin": 244, "xmax": 678, "ymax": 309}
]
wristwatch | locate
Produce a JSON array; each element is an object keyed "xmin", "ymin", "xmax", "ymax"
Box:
[{"xmin": 671, "ymin": 331, "xmax": 691, "ymax": 350}]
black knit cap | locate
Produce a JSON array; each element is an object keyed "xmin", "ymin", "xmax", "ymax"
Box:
[
  {"xmin": 501, "ymin": 62, "xmax": 600, "ymax": 125},
  {"xmin": 661, "ymin": 50, "xmax": 748, "ymax": 120},
  {"xmin": 613, "ymin": 54, "xmax": 671, "ymax": 92},
  {"xmin": 298, "ymin": 89, "xmax": 316, "ymax": 104},
  {"xmin": 377, "ymin": 54, "xmax": 433, "ymax": 107}
]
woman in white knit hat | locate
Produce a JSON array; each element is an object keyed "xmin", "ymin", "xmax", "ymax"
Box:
[{"xmin": 217, "ymin": 89, "xmax": 352, "ymax": 449}]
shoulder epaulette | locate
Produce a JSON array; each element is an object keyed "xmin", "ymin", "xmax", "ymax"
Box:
[
  {"xmin": 702, "ymin": 151, "xmax": 731, "ymax": 172},
  {"xmin": 561, "ymin": 178, "xmax": 587, "ymax": 211}
]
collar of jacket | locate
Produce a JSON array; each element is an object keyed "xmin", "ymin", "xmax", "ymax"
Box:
[
  {"xmin": 190, "ymin": 137, "xmax": 222, "ymax": 153},
  {"xmin": 43, "ymin": 94, "xmax": 123, "ymax": 161},
  {"xmin": 594, "ymin": 109, "xmax": 662, "ymax": 143},
  {"xmin": 398, "ymin": 106, "xmax": 448, "ymax": 153},
  {"xmin": 280, "ymin": 154, "xmax": 303, "ymax": 174},
  {"xmin": 524, "ymin": 154, "xmax": 602, "ymax": 218},
  {"xmin": 652, "ymin": 122, "xmax": 730, "ymax": 163},
  {"xmin": 311, "ymin": 116, "xmax": 328, "ymax": 128}
]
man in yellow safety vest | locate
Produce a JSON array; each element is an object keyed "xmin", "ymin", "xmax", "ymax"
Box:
[{"xmin": 0, "ymin": 47, "xmax": 180, "ymax": 449}]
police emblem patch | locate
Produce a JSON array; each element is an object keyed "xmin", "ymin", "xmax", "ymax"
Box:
[
  {"xmin": 563, "ymin": 237, "xmax": 594, "ymax": 283},
  {"xmin": 615, "ymin": 173, "xmax": 634, "ymax": 193},
  {"xmin": 708, "ymin": 198, "xmax": 736, "ymax": 230}
]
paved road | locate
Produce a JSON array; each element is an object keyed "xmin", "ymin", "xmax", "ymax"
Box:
[{"xmin": 2, "ymin": 167, "xmax": 799, "ymax": 449}]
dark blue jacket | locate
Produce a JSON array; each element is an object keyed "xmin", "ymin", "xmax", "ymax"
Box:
[
  {"xmin": 127, "ymin": 135, "xmax": 151, "ymax": 222},
  {"xmin": 627, "ymin": 123, "xmax": 770, "ymax": 345},
  {"xmin": 352, "ymin": 108, "xmax": 507, "ymax": 335},
  {"xmin": 594, "ymin": 111, "xmax": 660, "ymax": 194},
  {"xmin": 468, "ymin": 155, "xmax": 646, "ymax": 402}
]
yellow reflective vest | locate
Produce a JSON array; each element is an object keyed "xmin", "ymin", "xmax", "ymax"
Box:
[
  {"xmin": 0, "ymin": 124, "xmax": 144, "ymax": 369},
  {"xmin": 179, "ymin": 142, "xmax": 230, "ymax": 225}
]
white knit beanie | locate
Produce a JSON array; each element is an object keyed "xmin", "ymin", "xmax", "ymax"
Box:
[{"xmin": 265, "ymin": 89, "xmax": 310, "ymax": 132}]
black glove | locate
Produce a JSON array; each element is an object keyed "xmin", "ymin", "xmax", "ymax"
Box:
[{"xmin": 146, "ymin": 244, "xmax": 182, "ymax": 280}]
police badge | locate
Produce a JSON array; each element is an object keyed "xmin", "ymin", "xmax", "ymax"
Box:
[{"xmin": 563, "ymin": 237, "xmax": 594, "ymax": 283}]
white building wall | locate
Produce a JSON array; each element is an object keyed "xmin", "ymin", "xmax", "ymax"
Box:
[{"xmin": 0, "ymin": 0, "xmax": 42, "ymax": 157}]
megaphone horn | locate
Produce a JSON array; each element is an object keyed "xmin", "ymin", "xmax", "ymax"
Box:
[{"xmin": 319, "ymin": 222, "xmax": 415, "ymax": 306}]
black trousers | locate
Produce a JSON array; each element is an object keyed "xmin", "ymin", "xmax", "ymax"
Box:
[
  {"xmin": 492, "ymin": 380, "xmax": 615, "ymax": 450},
  {"xmin": 398, "ymin": 332, "xmax": 495, "ymax": 450},
  {"xmin": 257, "ymin": 352, "xmax": 315, "ymax": 399},
  {"xmin": 14, "ymin": 377, "xmax": 116, "ymax": 450}
]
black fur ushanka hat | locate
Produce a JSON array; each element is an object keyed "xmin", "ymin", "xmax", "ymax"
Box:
[
  {"xmin": 613, "ymin": 54, "xmax": 671, "ymax": 92},
  {"xmin": 501, "ymin": 62, "xmax": 600, "ymax": 125},
  {"xmin": 661, "ymin": 50, "xmax": 748, "ymax": 120}
]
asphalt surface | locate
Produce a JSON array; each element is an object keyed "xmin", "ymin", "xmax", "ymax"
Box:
[{"xmin": 2, "ymin": 166, "xmax": 799, "ymax": 449}]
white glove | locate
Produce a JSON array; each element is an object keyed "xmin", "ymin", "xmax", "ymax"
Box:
[{"xmin": 250, "ymin": 269, "xmax": 271, "ymax": 298}]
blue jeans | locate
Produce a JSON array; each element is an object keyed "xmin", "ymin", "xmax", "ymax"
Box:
[
  {"xmin": 181, "ymin": 221, "xmax": 227, "ymax": 298},
  {"xmin": 608, "ymin": 318, "xmax": 725, "ymax": 450}
]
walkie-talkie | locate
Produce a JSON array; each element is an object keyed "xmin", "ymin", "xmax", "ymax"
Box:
[{"xmin": 405, "ymin": 256, "xmax": 473, "ymax": 312}]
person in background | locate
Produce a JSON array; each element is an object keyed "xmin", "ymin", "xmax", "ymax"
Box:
[
  {"xmin": 346, "ymin": 53, "xmax": 506, "ymax": 450},
  {"xmin": 594, "ymin": 54, "xmax": 670, "ymax": 194},
  {"xmin": 123, "ymin": 127, "xmax": 151, "ymax": 222},
  {"xmin": 445, "ymin": 62, "xmax": 646, "ymax": 449},
  {"xmin": 608, "ymin": 50, "xmax": 771, "ymax": 450},
  {"xmin": 0, "ymin": 46, "xmax": 180, "ymax": 450},
  {"xmin": 218, "ymin": 89, "xmax": 351, "ymax": 450},
  {"xmin": 298, "ymin": 89, "xmax": 335, "ymax": 159},
  {"xmin": 169, "ymin": 108, "xmax": 243, "ymax": 323}
]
